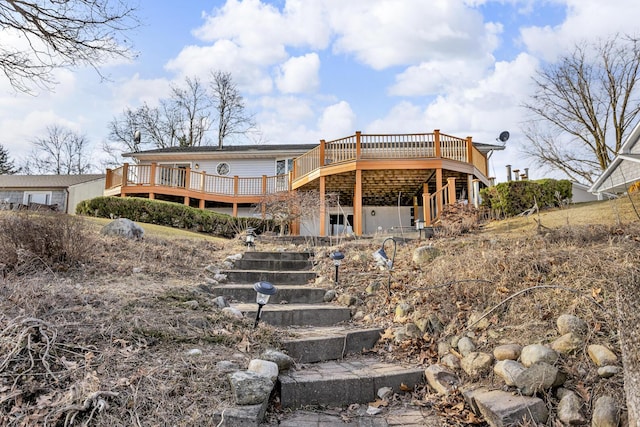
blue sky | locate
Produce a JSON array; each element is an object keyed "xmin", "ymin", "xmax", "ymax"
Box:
[{"xmin": 1, "ymin": 0, "xmax": 639, "ymax": 182}]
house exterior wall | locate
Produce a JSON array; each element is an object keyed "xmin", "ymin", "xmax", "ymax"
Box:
[
  {"xmin": 143, "ymin": 158, "xmax": 279, "ymax": 178},
  {"xmin": 298, "ymin": 206, "xmax": 414, "ymax": 236},
  {"xmin": 571, "ymin": 183, "xmax": 599, "ymax": 203},
  {"xmin": 68, "ymin": 178, "xmax": 106, "ymax": 214},
  {"xmin": 605, "ymin": 161, "xmax": 640, "ymax": 193},
  {"xmin": 0, "ymin": 189, "xmax": 66, "ymax": 210}
]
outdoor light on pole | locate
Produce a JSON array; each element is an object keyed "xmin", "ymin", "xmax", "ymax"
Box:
[
  {"xmin": 245, "ymin": 227, "xmax": 256, "ymax": 248},
  {"xmin": 372, "ymin": 237, "xmax": 397, "ymax": 295},
  {"xmin": 330, "ymin": 251, "xmax": 345, "ymax": 284},
  {"xmin": 415, "ymin": 219, "xmax": 425, "ymax": 239},
  {"xmin": 253, "ymin": 281, "xmax": 277, "ymax": 328}
]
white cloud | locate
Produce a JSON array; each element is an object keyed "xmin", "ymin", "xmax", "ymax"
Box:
[
  {"xmin": 276, "ymin": 53, "xmax": 320, "ymax": 94},
  {"xmin": 317, "ymin": 101, "xmax": 356, "ymax": 139}
]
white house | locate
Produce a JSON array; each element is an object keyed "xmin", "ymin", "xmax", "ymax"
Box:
[{"xmin": 590, "ymin": 121, "xmax": 640, "ymax": 196}]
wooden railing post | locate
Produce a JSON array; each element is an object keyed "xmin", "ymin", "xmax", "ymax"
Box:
[
  {"xmin": 355, "ymin": 131, "xmax": 362, "ymax": 160},
  {"xmin": 423, "ymin": 188, "xmax": 431, "ymax": 226},
  {"xmin": 150, "ymin": 163, "xmax": 157, "ymax": 186},
  {"xmin": 184, "ymin": 167, "xmax": 191, "ymax": 189},
  {"xmin": 234, "ymin": 176, "xmax": 239, "ymax": 196},
  {"xmin": 466, "ymin": 136, "xmax": 473, "ymax": 163},
  {"xmin": 262, "ymin": 175, "xmax": 267, "ymax": 195},
  {"xmin": 200, "ymin": 171, "xmax": 206, "ymax": 192},
  {"xmin": 434, "ymin": 129, "xmax": 441, "ymax": 158},
  {"xmin": 122, "ymin": 163, "xmax": 129, "ymax": 186},
  {"xmin": 447, "ymin": 177, "xmax": 456, "ymax": 204},
  {"xmin": 105, "ymin": 168, "xmax": 112, "ymax": 189},
  {"xmin": 319, "ymin": 139, "xmax": 326, "ymax": 167}
]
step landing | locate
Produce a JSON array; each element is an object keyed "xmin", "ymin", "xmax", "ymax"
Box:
[
  {"xmin": 213, "ymin": 284, "xmax": 327, "ymax": 304},
  {"xmin": 232, "ymin": 303, "xmax": 351, "ymax": 327},
  {"xmin": 282, "ymin": 326, "xmax": 383, "ymax": 363}
]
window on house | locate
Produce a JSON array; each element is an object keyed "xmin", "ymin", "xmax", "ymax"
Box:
[{"xmin": 276, "ymin": 158, "xmax": 294, "ymax": 175}]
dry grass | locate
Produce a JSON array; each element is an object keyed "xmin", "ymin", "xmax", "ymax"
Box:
[{"xmin": 0, "ymin": 202, "xmax": 638, "ymax": 425}]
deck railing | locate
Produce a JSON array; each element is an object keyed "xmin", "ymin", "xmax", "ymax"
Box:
[
  {"xmin": 106, "ymin": 163, "xmax": 290, "ymax": 198},
  {"xmin": 293, "ymin": 131, "xmax": 487, "ymax": 181}
]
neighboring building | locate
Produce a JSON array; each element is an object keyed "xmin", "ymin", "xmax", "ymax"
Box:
[
  {"xmin": 590, "ymin": 120, "xmax": 640, "ymax": 196},
  {"xmin": 0, "ymin": 174, "xmax": 106, "ymax": 214},
  {"xmin": 105, "ymin": 131, "xmax": 504, "ymax": 236},
  {"xmin": 571, "ymin": 182, "xmax": 601, "ymax": 203}
]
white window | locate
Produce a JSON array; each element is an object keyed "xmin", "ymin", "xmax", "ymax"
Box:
[
  {"xmin": 276, "ymin": 158, "xmax": 294, "ymax": 175},
  {"xmin": 23, "ymin": 191, "xmax": 52, "ymax": 205}
]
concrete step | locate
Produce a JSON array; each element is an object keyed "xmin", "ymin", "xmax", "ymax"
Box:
[
  {"xmin": 222, "ymin": 270, "xmax": 317, "ymax": 285},
  {"xmin": 233, "ymin": 258, "xmax": 314, "ymax": 271},
  {"xmin": 282, "ymin": 326, "xmax": 383, "ymax": 363},
  {"xmin": 242, "ymin": 251, "xmax": 313, "ymax": 261},
  {"xmin": 233, "ymin": 303, "xmax": 351, "ymax": 327},
  {"xmin": 212, "ymin": 284, "xmax": 327, "ymax": 304},
  {"xmin": 278, "ymin": 357, "xmax": 425, "ymax": 409}
]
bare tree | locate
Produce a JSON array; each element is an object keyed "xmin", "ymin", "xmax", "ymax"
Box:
[
  {"xmin": 24, "ymin": 125, "xmax": 93, "ymax": 174},
  {"xmin": 0, "ymin": 0, "xmax": 138, "ymax": 93},
  {"xmin": 256, "ymin": 190, "xmax": 338, "ymax": 235},
  {"xmin": 210, "ymin": 70, "xmax": 255, "ymax": 149},
  {"xmin": 0, "ymin": 143, "xmax": 19, "ymax": 174},
  {"xmin": 522, "ymin": 34, "xmax": 640, "ymax": 183},
  {"xmin": 171, "ymin": 76, "xmax": 211, "ymax": 147}
]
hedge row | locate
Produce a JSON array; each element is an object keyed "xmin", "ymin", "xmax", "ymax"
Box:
[
  {"xmin": 480, "ymin": 179, "xmax": 572, "ymax": 217},
  {"xmin": 76, "ymin": 196, "xmax": 276, "ymax": 238}
]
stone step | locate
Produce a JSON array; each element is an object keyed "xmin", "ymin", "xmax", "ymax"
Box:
[
  {"xmin": 242, "ymin": 251, "xmax": 313, "ymax": 261},
  {"xmin": 222, "ymin": 270, "xmax": 317, "ymax": 285},
  {"xmin": 278, "ymin": 357, "xmax": 425, "ymax": 409},
  {"xmin": 212, "ymin": 284, "xmax": 327, "ymax": 304},
  {"xmin": 233, "ymin": 303, "xmax": 351, "ymax": 327},
  {"xmin": 233, "ymin": 258, "xmax": 314, "ymax": 271},
  {"xmin": 282, "ymin": 326, "xmax": 383, "ymax": 363}
]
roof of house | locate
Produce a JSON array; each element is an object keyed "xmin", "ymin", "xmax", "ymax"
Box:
[
  {"xmin": 589, "ymin": 121, "xmax": 640, "ymax": 194},
  {"xmin": 0, "ymin": 174, "xmax": 106, "ymax": 189},
  {"xmin": 123, "ymin": 144, "xmax": 318, "ymax": 157}
]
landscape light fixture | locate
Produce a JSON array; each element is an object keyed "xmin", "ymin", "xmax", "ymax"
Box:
[
  {"xmin": 245, "ymin": 227, "xmax": 256, "ymax": 248},
  {"xmin": 329, "ymin": 251, "xmax": 345, "ymax": 284},
  {"xmin": 415, "ymin": 219, "xmax": 426, "ymax": 239},
  {"xmin": 372, "ymin": 237, "xmax": 397, "ymax": 295},
  {"xmin": 253, "ymin": 281, "xmax": 277, "ymax": 328}
]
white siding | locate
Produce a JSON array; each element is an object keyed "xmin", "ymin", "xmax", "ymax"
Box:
[{"xmin": 187, "ymin": 159, "xmax": 277, "ymax": 177}]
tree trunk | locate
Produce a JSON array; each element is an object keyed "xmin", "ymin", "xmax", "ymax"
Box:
[{"xmin": 617, "ymin": 281, "xmax": 640, "ymax": 424}]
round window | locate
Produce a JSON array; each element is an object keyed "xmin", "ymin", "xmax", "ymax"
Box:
[{"xmin": 216, "ymin": 162, "xmax": 230, "ymax": 176}]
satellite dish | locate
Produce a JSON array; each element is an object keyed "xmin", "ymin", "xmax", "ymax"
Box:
[
  {"xmin": 497, "ymin": 131, "xmax": 510, "ymax": 143},
  {"xmin": 133, "ymin": 130, "xmax": 141, "ymax": 144}
]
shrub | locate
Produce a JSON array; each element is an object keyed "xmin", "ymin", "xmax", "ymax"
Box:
[
  {"xmin": 76, "ymin": 196, "xmax": 276, "ymax": 238},
  {"xmin": 480, "ymin": 179, "xmax": 572, "ymax": 217},
  {"xmin": 0, "ymin": 212, "xmax": 97, "ymax": 274}
]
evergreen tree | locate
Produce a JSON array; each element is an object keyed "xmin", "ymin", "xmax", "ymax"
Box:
[{"xmin": 0, "ymin": 144, "xmax": 18, "ymax": 174}]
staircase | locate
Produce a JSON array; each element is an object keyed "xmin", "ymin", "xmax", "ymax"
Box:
[{"xmin": 212, "ymin": 250, "xmax": 425, "ymax": 426}]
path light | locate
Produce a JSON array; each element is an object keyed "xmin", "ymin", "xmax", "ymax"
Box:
[
  {"xmin": 372, "ymin": 237, "xmax": 397, "ymax": 295},
  {"xmin": 253, "ymin": 281, "xmax": 277, "ymax": 328},
  {"xmin": 329, "ymin": 251, "xmax": 345, "ymax": 284},
  {"xmin": 245, "ymin": 227, "xmax": 256, "ymax": 248},
  {"xmin": 415, "ymin": 219, "xmax": 426, "ymax": 239}
]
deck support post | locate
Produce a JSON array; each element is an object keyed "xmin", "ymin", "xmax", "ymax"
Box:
[
  {"xmin": 447, "ymin": 177, "xmax": 456, "ymax": 205},
  {"xmin": 319, "ymin": 176, "xmax": 326, "ymax": 236},
  {"xmin": 436, "ymin": 168, "xmax": 443, "ymax": 216},
  {"xmin": 354, "ymin": 169, "xmax": 362, "ymax": 236},
  {"xmin": 423, "ymin": 183, "xmax": 431, "ymax": 227},
  {"xmin": 233, "ymin": 203, "xmax": 238, "ymax": 217}
]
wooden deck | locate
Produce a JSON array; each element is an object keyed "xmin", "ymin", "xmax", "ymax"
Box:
[{"xmin": 105, "ymin": 130, "xmax": 493, "ymax": 233}]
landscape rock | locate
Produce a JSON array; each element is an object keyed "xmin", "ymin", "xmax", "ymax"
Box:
[
  {"xmin": 457, "ymin": 336, "xmax": 476, "ymax": 356},
  {"xmin": 213, "ymin": 273, "xmax": 227, "ymax": 282},
  {"xmin": 414, "ymin": 312, "xmax": 444, "ymax": 334},
  {"xmin": 186, "ymin": 348, "xmax": 202, "ymax": 356},
  {"xmin": 222, "ymin": 307, "xmax": 243, "ymax": 319},
  {"xmin": 412, "ymin": 245, "xmax": 440, "ymax": 264},
  {"xmin": 520, "ymin": 344, "xmax": 558, "ymax": 367},
  {"xmin": 377, "ymin": 387, "xmax": 393, "ymax": 399},
  {"xmin": 493, "ymin": 344, "xmax": 522, "ymax": 361},
  {"xmin": 424, "ymin": 365, "xmax": 460, "ymax": 395},
  {"xmin": 261, "ymin": 349, "xmax": 295, "ymax": 371},
  {"xmin": 213, "ymin": 296, "xmax": 229, "ymax": 308},
  {"xmin": 587, "ymin": 345, "xmax": 618, "ymax": 366},
  {"xmin": 591, "ymin": 395, "xmax": 619, "ymax": 427},
  {"xmin": 493, "ymin": 360, "xmax": 526, "ymax": 386},
  {"xmin": 337, "ymin": 294, "xmax": 356, "ymax": 306},
  {"xmin": 474, "ymin": 389, "xmax": 548, "ymax": 427},
  {"xmin": 467, "ymin": 311, "xmax": 490, "ymax": 330},
  {"xmin": 216, "ymin": 361, "xmax": 239, "ymax": 373},
  {"xmin": 403, "ymin": 323, "xmax": 423, "ymax": 339},
  {"xmin": 556, "ymin": 390, "xmax": 586, "ymax": 425},
  {"xmin": 204, "ymin": 265, "xmax": 218, "ymax": 274},
  {"xmin": 323, "ymin": 289, "xmax": 337, "ymax": 302},
  {"xmin": 100, "ymin": 218, "xmax": 144, "ymax": 239},
  {"xmin": 515, "ymin": 362, "xmax": 559, "ymax": 396},
  {"xmin": 227, "ymin": 371, "xmax": 274, "ymax": 405},
  {"xmin": 557, "ymin": 314, "xmax": 588, "ymax": 336},
  {"xmin": 394, "ymin": 302, "xmax": 412, "ymax": 319},
  {"xmin": 461, "ymin": 352, "xmax": 493, "ymax": 376},
  {"xmin": 441, "ymin": 354, "xmax": 461, "ymax": 370},
  {"xmin": 365, "ymin": 282, "xmax": 381, "ymax": 295},
  {"xmin": 597, "ymin": 365, "xmax": 620, "ymax": 378},
  {"xmin": 551, "ymin": 332, "xmax": 584, "ymax": 354},
  {"xmin": 438, "ymin": 340, "xmax": 452, "ymax": 356},
  {"xmin": 204, "ymin": 277, "xmax": 218, "ymax": 285},
  {"xmin": 247, "ymin": 359, "xmax": 279, "ymax": 382},
  {"xmin": 183, "ymin": 300, "xmax": 199, "ymax": 310}
]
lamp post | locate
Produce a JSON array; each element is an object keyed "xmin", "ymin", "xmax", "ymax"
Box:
[
  {"xmin": 372, "ymin": 237, "xmax": 397, "ymax": 295},
  {"xmin": 245, "ymin": 227, "xmax": 256, "ymax": 248},
  {"xmin": 253, "ymin": 281, "xmax": 277, "ymax": 328},
  {"xmin": 415, "ymin": 219, "xmax": 425, "ymax": 239},
  {"xmin": 329, "ymin": 251, "xmax": 344, "ymax": 284}
]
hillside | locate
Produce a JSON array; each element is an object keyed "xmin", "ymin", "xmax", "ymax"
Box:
[{"xmin": 0, "ymin": 196, "xmax": 638, "ymax": 425}]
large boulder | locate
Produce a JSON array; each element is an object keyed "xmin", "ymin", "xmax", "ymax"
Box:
[{"xmin": 101, "ymin": 218, "xmax": 144, "ymax": 239}]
